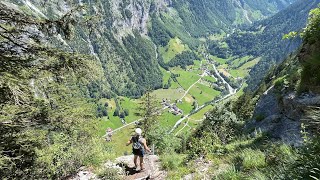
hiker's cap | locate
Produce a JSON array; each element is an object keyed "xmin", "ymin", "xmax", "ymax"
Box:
[{"xmin": 135, "ymin": 128, "xmax": 142, "ymax": 135}]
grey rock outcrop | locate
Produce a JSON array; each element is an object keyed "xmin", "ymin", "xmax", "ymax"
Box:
[{"xmin": 246, "ymin": 87, "xmax": 320, "ymax": 146}]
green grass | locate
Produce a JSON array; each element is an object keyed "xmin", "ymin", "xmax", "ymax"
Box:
[
  {"xmin": 189, "ymin": 83, "xmax": 220, "ymax": 106},
  {"xmin": 159, "ymin": 37, "xmax": 188, "ymax": 63},
  {"xmin": 159, "ymin": 112, "xmax": 181, "ymax": 128},
  {"xmin": 237, "ymin": 148, "xmax": 267, "ymax": 170},
  {"xmin": 176, "ymin": 97, "xmax": 194, "ymax": 114},
  {"xmin": 210, "ymin": 55, "xmax": 228, "ymax": 65},
  {"xmin": 230, "ymin": 56, "xmax": 252, "ymax": 68},
  {"xmin": 99, "ymin": 117, "xmax": 123, "ymax": 132},
  {"xmin": 240, "ymin": 57, "xmax": 261, "ymax": 69},
  {"xmin": 118, "ymin": 97, "xmax": 140, "ymax": 123},
  {"xmin": 171, "ymin": 67, "xmax": 201, "ymax": 90},
  {"xmin": 161, "ymin": 153, "xmax": 191, "ymax": 179},
  {"xmin": 215, "ymin": 165, "xmax": 245, "ymax": 180},
  {"xmin": 229, "ymin": 69, "xmax": 247, "ymax": 78},
  {"xmin": 192, "ymin": 60, "xmax": 201, "ymax": 69},
  {"xmin": 97, "ymin": 97, "xmax": 141, "ymax": 131},
  {"xmin": 229, "ymin": 57, "xmax": 261, "ymax": 78},
  {"xmin": 161, "ymin": 67, "xmax": 171, "ymax": 86},
  {"xmin": 189, "ymin": 105, "xmax": 213, "ymax": 121},
  {"xmin": 107, "ymin": 125, "xmax": 136, "ymax": 157},
  {"xmin": 203, "ymin": 75, "xmax": 217, "ymax": 83},
  {"xmin": 151, "ymin": 88, "xmax": 184, "ymax": 102}
]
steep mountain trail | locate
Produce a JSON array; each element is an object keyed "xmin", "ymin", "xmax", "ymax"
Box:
[{"xmin": 69, "ymin": 155, "xmax": 166, "ymax": 180}]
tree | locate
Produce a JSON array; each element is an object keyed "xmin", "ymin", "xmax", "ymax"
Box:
[
  {"xmin": 124, "ymin": 109, "xmax": 129, "ymax": 116},
  {"xmin": 102, "ymin": 108, "xmax": 108, "ymax": 117},
  {"xmin": 136, "ymin": 91, "xmax": 160, "ymax": 138},
  {"xmin": 113, "ymin": 108, "xmax": 120, "ymax": 117},
  {"xmin": 0, "ymin": 4, "xmax": 111, "ymax": 178},
  {"xmin": 119, "ymin": 111, "xmax": 125, "ymax": 119}
]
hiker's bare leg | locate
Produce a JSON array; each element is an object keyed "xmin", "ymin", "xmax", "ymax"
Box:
[
  {"xmin": 134, "ymin": 155, "xmax": 138, "ymax": 168},
  {"xmin": 139, "ymin": 156, "xmax": 144, "ymax": 170}
]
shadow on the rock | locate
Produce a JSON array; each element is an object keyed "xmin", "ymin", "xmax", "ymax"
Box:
[{"xmin": 117, "ymin": 163, "xmax": 137, "ymax": 176}]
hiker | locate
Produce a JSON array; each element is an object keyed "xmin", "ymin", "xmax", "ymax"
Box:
[{"xmin": 126, "ymin": 128, "xmax": 151, "ymax": 171}]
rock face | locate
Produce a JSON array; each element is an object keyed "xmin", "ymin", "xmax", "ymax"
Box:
[{"xmin": 247, "ymin": 87, "xmax": 320, "ymax": 146}]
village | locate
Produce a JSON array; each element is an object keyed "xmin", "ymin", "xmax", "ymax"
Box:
[{"xmin": 161, "ymin": 98, "xmax": 184, "ymax": 116}]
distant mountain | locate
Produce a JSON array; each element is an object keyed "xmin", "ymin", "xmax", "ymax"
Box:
[
  {"xmin": 208, "ymin": 0, "xmax": 320, "ymax": 91},
  {"xmin": 151, "ymin": 0, "xmax": 298, "ymax": 40},
  {"xmin": 2, "ymin": 0, "xmax": 306, "ymax": 97}
]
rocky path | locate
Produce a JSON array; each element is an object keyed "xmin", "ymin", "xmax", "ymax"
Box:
[
  {"xmin": 69, "ymin": 155, "xmax": 166, "ymax": 180},
  {"xmin": 116, "ymin": 155, "xmax": 166, "ymax": 180}
]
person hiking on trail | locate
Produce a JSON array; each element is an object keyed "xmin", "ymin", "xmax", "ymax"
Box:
[{"xmin": 126, "ymin": 128, "xmax": 151, "ymax": 171}]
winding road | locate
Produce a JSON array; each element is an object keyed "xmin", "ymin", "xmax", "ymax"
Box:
[
  {"xmin": 106, "ymin": 50, "xmax": 239, "ymax": 136},
  {"xmin": 179, "ymin": 72, "xmax": 206, "ymax": 101},
  {"xmin": 169, "ymin": 53, "xmax": 238, "ymax": 133}
]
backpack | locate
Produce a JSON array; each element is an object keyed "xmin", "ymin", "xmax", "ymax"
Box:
[{"xmin": 132, "ymin": 136, "xmax": 143, "ymax": 150}]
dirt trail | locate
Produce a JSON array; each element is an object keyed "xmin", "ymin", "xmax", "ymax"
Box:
[{"xmin": 116, "ymin": 155, "xmax": 166, "ymax": 180}]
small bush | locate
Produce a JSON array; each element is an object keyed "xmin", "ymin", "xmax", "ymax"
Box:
[
  {"xmin": 265, "ymin": 143, "xmax": 297, "ymax": 166},
  {"xmin": 284, "ymin": 137, "xmax": 320, "ymax": 179},
  {"xmin": 238, "ymin": 148, "xmax": 266, "ymax": 170},
  {"xmin": 215, "ymin": 165, "xmax": 245, "ymax": 180},
  {"xmin": 96, "ymin": 167, "xmax": 122, "ymax": 180},
  {"xmin": 251, "ymin": 170, "xmax": 267, "ymax": 180},
  {"xmin": 160, "ymin": 153, "xmax": 185, "ymax": 171}
]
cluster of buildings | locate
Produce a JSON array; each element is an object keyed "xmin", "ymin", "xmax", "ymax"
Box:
[{"xmin": 161, "ymin": 99, "xmax": 183, "ymax": 116}]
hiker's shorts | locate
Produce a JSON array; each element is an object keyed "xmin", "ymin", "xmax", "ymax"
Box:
[{"xmin": 133, "ymin": 148, "xmax": 144, "ymax": 157}]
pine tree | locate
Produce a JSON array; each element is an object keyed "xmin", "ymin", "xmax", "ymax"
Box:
[{"xmin": 136, "ymin": 91, "xmax": 160, "ymax": 138}]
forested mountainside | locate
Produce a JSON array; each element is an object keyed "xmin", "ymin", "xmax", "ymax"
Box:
[
  {"xmin": 208, "ymin": 0, "xmax": 320, "ymax": 91},
  {"xmin": 0, "ymin": 3, "xmax": 112, "ymax": 178},
  {"xmin": 149, "ymin": 0, "xmax": 297, "ymax": 47},
  {"xmin": 2, "ymin": 0, "xmax": 298, "ymax": 98}
]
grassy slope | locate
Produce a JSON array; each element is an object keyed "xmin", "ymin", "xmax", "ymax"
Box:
[{"xmin": 159, "ymin": 37, "xmax": 188, "ymax": 63}]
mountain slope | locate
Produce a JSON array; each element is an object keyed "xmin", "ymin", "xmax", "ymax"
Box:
[
  {"xmin": 208, "ymin": 0, "xmax": 320, "ymax": 91},
  {"xmin": 4, "ymin": 0, "xmax": 303, "ymax": 97}
]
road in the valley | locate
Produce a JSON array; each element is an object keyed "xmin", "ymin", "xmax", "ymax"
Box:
[
  {"xmin": 105, "ymin": 51, "xmax": 238, "ymax": 136},
  {"xmin": 169, "ymin": 53, "xmax": 238, "ymax": 133},
  {"xmin": 179, "ymin": 72, "xmax": 206, "ymax": 101}
]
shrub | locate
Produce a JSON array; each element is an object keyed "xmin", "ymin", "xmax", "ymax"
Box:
[
  {"xmin": 160, "ymin": 152, "xmax": 185, "ymax": 170},
  {"xmin": 146, "ymin": 126, "xmax": 181, "ymax": 154},
  {"xmin": 95, "ymin": 167, "xmax": 122, "ymax": 180},
  {"xmin": 237, "ymin": 148, "xmax": 266, "ymax": 170},
  {"xmin": 284, "ymin": 137, "xmax": 320, "ymax": 179},
  {"xmin": 124, "ymin": 109, "xmax": 129, "ymax": 116},
  {"xmin": 215, "ymin": 165, "xmax": 245, "ymax": 180}
]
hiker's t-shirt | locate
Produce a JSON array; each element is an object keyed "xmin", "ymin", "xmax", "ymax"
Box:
[{"xmin": 131, "ymin": 136, "xmax": 145, "ymax": 157}]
